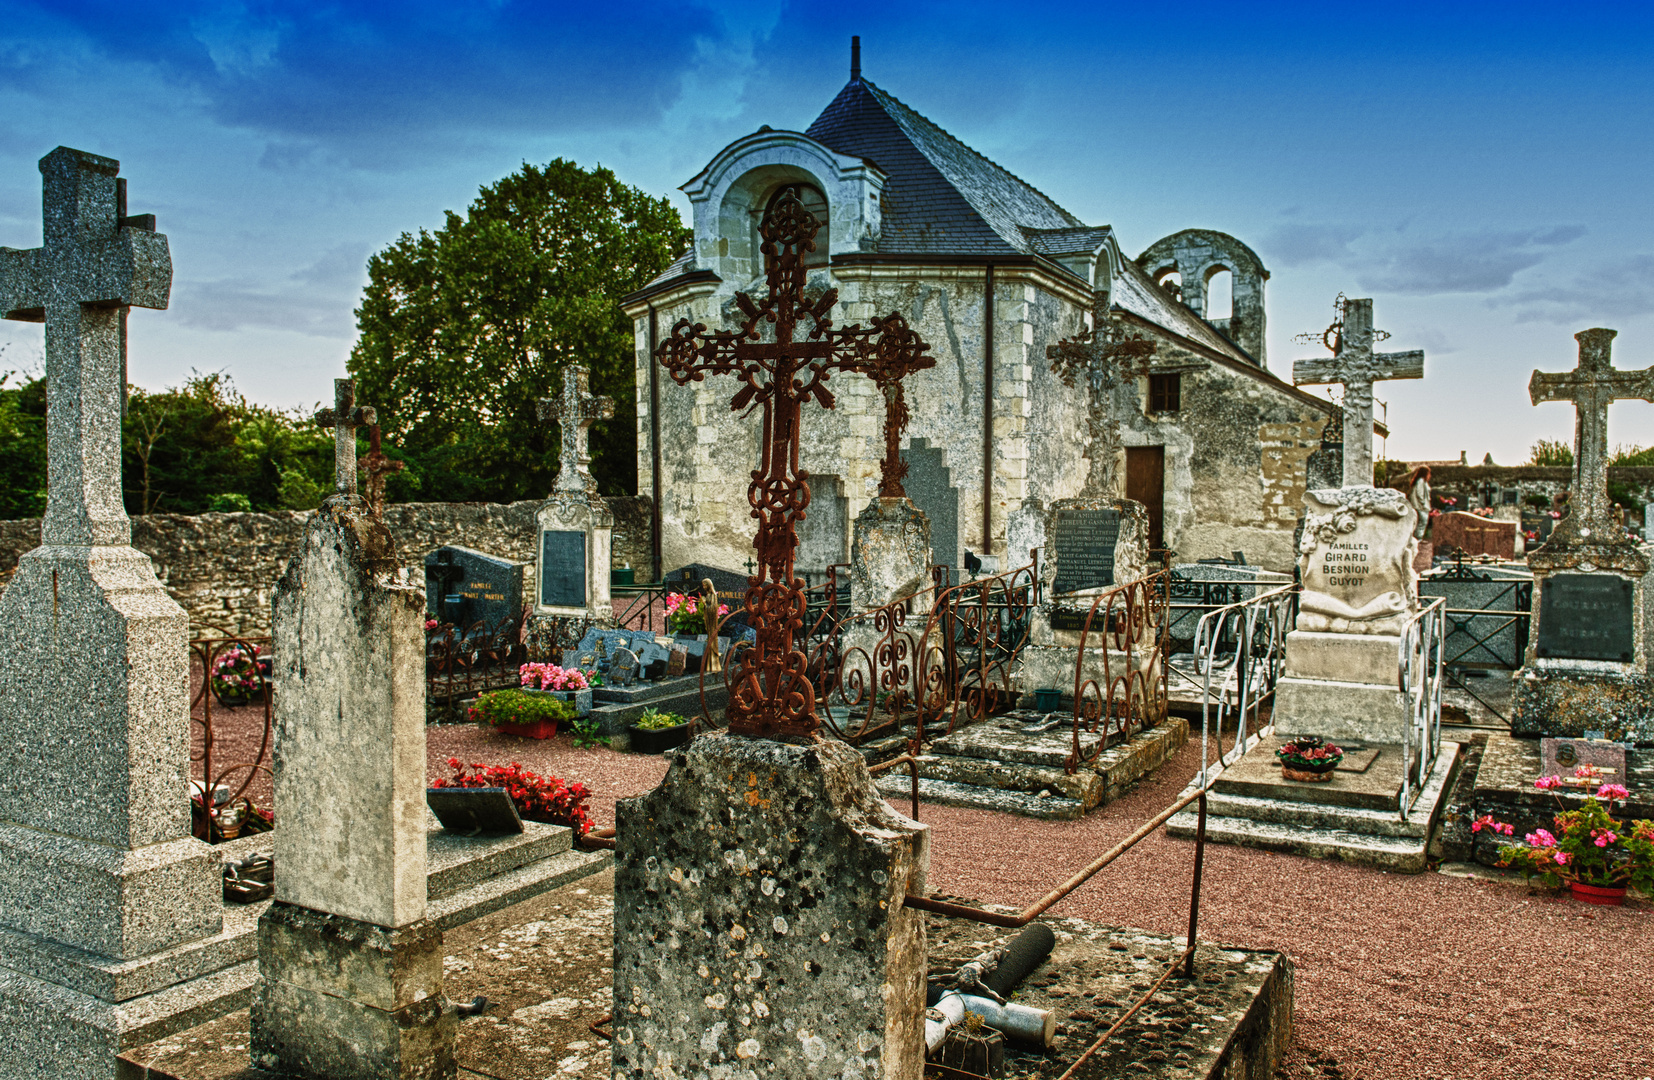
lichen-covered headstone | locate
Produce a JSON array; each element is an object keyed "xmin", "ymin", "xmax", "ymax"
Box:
[{"xmin": 612, "ymin": 734, "xmax": 929, "ymax": 1080}]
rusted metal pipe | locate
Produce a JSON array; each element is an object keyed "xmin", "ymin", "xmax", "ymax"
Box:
[
  {"xmin": 982, "ymin": 263, "xmax": 995, "ymax": 552},
  {"xmin": 1183, "ymin": 790, "xmax": 1207, "ymax": 981},
  {"xmin": 866, "ymin": 752, "xmax": 921, "ymax": 820},
  {"xmin": 580, "ymin": 827, "xmax": 616, "ymax": 851},
  {"xmin": 589, "ymin": 1013, "xmax": 614, "ymax": 1042},
  {"xmin": 903, "ymin": 783, "xmax": 1205, "ymax": 927},
  {"xmin": 648, "ymin": 305, "xmax": 663, "ymax": 585}
]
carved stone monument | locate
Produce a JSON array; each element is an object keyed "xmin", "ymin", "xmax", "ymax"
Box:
[
  {"xmin": 534, "ymin": 364, "xmax": 615, "ymax": 625},
  {"xmin": 1513, "ymin": 329, "xmax": 1654, "ymax": 742}
]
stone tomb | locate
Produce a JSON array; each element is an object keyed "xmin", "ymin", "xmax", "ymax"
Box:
[
  {"xmin": 849, "ymin": 496, "xmax": 933, "ymax": 612},
  {"xmin": 1431, "ymin": 511, "xmax": 1517, "ymax": 560},
  {"xmin": 424, "ymin": 544, "xmax": 524, "ymax": 629},
  {"xmin": 534, "ymin": 365, "xmax": 615, "ymax": 625}
]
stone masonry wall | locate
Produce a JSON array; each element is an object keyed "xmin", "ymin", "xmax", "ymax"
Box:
[{"xmin": 0, "ymin": 497, "xmax": 653, "ymax": 638}]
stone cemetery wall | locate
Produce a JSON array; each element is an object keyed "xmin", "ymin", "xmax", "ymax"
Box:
[
  {"xmin": 1386, "ymin": 464, "xmax": 1654, "ymax": 512},
  {"xmin": 0, "ymin": 496, "xmax": 653, "ymax": 637}
]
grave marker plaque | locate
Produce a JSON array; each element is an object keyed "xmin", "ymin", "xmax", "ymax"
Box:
[
  {"xmin": 1540, "ymin": 737, "xmax": 1627, "ymax": 785},
  {"xmin": 1050, "ymin": 506, "xmax": 1120, "ymax": 594},
  {"xmin": 539, "ymin": 529, "xmax": 587, "ymax": 609},
  {"xmin": 424, "ymin": 545, "xmax": 523, "ymax": 628},
  {"xmin": 1536, "ymin": 574, "xmax": 1634, "ymax": 662}
]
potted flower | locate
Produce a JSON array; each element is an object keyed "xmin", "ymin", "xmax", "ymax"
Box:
[
  {"xmin": 630, "ymin": 707, "xmax": 693, "ymax": 755},
  {"xmin": 1275, "ymin": 736, "xmax": 1344, "ymax": 782},
  {"xmin": 469, "ymin": 688, "xmax": 577, "ymax": 739},
  {"xmin": 1478, "ymin": 774, "xmax": 1654, "ymax": 906},
  {"xmin": 209, "ymin": 644, "xmax": 267, "ymax": 707},
  {"xmin": 518, "ymin": 662, "xmax": 594, "ymax": 715},
  {"xmin": 433, "ymin": 758, "xmax": 592, "ymax": 836},
  {"xmin": 665, "ymin": 592, "xmax": 729, "ymax": 638}
]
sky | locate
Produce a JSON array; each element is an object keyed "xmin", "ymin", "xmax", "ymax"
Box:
[{"xmin": 2, "ymin": 0, "xmax": 1653, "ymax": 464}]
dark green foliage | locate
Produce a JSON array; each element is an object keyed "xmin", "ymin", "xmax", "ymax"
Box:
[
  {"xmin": 349, "ymin": 159, "xmax": 688, "ymax": 502},
  {"xmin": 0, "ymin": 372, "xmax": 47, "ymax": 520}
]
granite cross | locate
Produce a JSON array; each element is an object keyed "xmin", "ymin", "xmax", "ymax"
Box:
[
  {"xmin": 1530, "ymin": 328, "xmax": 1654, "ymax": 539},
  {"xmin": 1046, "ymin": 287, "xmax": 1157, "ymax": 498},
  {"xmin": 538, "ymin": 363, "xmax": 615, "ymax": 494},
  {"xmin": 314, "ymin": 378, "xmax": 375, "ymax": 499},
  {"xmin": 1293, "ymin": 297, "xmax": 1423, "ymax": 487},
  {"xmin": 358, "ymin": 423, "xmax": 405, "ymax": 519},
  {"xmin": 657, "ymin": 186, "xmax": 933, "ymax": 739},
  {"xmin": 0, "ymin": 147, "xmax": 171, "ymax": 546}
]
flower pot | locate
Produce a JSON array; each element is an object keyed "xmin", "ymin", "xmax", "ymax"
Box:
[
  {"xmin": 494, "ymin": 718, "xmax": 561, "ymax": 740},
  {"xmin": 630, "ymin": 721, "xmax": 693, "ymax": 755},
  {"xmin": 1033, "ymin": 688, "xmax": 1062, "ymax": 712},
  {"xmin": 611, "ymin": 567, "xmax": 636, "ymax": 587},
  {"xmin": 1569, "ymin": 882, "xmax": 1627, "ymax": 906},
  {"xmin": 1281, "ymin": 765, "xmax": 1336, "ymax": 783}
]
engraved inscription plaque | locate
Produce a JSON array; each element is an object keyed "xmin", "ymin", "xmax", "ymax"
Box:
[
  {"xmin": 539, "ymin": 529, "xmax": 587, "ymax": 609},
  {"xmin": 1051, "ymin": 507, "xmax": 1120, "ymax": 594},
  {"xmin": 1536, "ymin": 573, "xmax": 1634, "ymax": 662}
]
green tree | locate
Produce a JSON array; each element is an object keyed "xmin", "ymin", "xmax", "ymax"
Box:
[
  {"xmin": 349, "ymin": 159, "xmax": 688, "ymax": 502},
  {"xmin": 1529, "ymin": 439, "xmax": 1573, "ymax": 467},
  {"xmin": 0, "ymin": 371, "xmax": 47, "ymax": 519}
]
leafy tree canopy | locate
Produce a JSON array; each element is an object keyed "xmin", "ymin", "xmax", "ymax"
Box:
[{"xmin": 349, "ymin": 159, "xmax": 688, "ymax": 502}]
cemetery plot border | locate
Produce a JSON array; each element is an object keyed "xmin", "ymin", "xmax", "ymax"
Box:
[{"xmin": 1064, "ymin": 570, "xmax": 1173, "ymax": 774}]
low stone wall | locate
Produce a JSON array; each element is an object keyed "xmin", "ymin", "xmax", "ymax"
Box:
[{"xmin": 0, "ymin": 497, "xmax": 654, "ymax": 638}]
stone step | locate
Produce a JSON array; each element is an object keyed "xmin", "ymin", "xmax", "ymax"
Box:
[
  {"xmin": 1165, "ymin": 810, "xmax": 1432, "ymax": 873},
  {"xmin": 855, "ymin": 730, "xmax": 913, "ymax": 767},
  {"xmin": 588, "ymin": 682, "xmax": 729, "ymax": 734},
  {"xmin": 427, "ymin": 846, "xmax": 612, "ymax": 932},
  {"xmin": 909, "ymin": 753, "xmax": 1103, "ymax": 808},
  {"xmin": 592, "ymin": 674, "xmax": 721, "ymax": 706},
  {"xmin": 874, "ymin": 775, "xmax": 1087, "ymax": 820},
  {"xmin": 426, "ymin": 820, "xmax": 573, "ymax": 901},
  {"xmin": 1188, "ymin": 788, "xmax": 1432, "ymax": 838}
]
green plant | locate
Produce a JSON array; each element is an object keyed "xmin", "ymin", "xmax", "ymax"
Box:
[
  {"xmin": 277, "ymin": 467, "xmax": 324, "ymax": 510},
  {"xmin": 635, "ymin": 707, "xmax": 687, "ymax": 731},
  {"xmin": 1481, "ymin": 777, "xmax": 1654, "ymax": 892},
  {"xmin": 468, "ymin": 688, "xmax": 576, "ymax": 729},
  {"xmin": 571, "ymin": 715, "xmax": 611, "ymax": 749},
  {"xmin": 1524, "ymin": 494, "xmax": 1551, "ymax": 509},
  {"xmin": 208, "ymin": 492, "xmax": 253, "ymax": 513}
]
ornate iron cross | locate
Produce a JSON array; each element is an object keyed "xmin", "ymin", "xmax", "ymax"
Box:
[
  {"xmin": 358, "ymin": 424, "xmax": 405, "ymax": 519},
  {"xmin": 657, "ymin": 187, "xmax": 932, "ymax": 739},
  {"xmin": 1046, "ymin": 287, "xmax": 1157, "ymax": 498},
  {"xmin": 538, "ymin": 363, "xmax": 615, "ymax": 496},
  {"xmin": 315, "ymin": 378, "xmax": 374, "ymax": 500},
  {"xmin": 859, "ymin": 319, "xmax": 936, "ymax": 498},
  {"xmin": 1530, "ymin": 328, "xmax": 1654, "ymax": 547},
  {"xmin": 1293, "ymin": 297, "xmax": 1423, "ymax": 487}
]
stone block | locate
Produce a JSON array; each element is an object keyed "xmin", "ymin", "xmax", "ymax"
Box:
[
  {"xmin": 613, "ymin": 734, "xmax": 928, "ymax": 1080},
  {"xmin": 1281, "ymin": 629, "xmax": 1402, "ymax": 685},
  {"xmin": 1511, "ymin": 668, "xmax": 1654, "ymax": 743},
  {"xmin": 255, "ymin": 903, "xmax": 442, "ymax": 1014},
  {"xmin": 252, "ymin": 976, "xmax": 454, "ymax": 1080},
  {"xmin": 1271, "ymin": 676, "xmax": 1410, "ymax": 744},
  {"xmin": 850, "ymin": 497, "xmax": 933, "ymax": 612}
]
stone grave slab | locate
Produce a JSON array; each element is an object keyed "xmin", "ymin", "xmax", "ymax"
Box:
[
  {"xmin": 538, "ymin": 529, "xmax": 587, "ymax": 608},
  {"xmin": 425, "ymin": 788, "xmax": 522, "ymax": 835},
  {"xmin": 424, "ymin": 545, "xmax": 523, "ymax": 629},
  {"xmin": 1432, "ymin": 511, "xmax": 1516, "ymax": 560},
  {"xmin": 1535, "ymin": 573, "xmax": 1635, "ymax": 662},
  {"xmin": 1211, "ymin": 736, "xmax": 1405, "ymax": 813},
  {"xmin": 663, "ymin": 562, "xmax": 749, "ymax": 597}
]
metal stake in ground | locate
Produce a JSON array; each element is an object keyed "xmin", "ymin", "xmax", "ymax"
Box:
[
  {"xmin": 539, "ymin": 362, "xmax": 615, "ymax": 495},
  {"xmin": 1292, "ymin": 296, "xmax": 1424, "ymax": 488},
  {"xmin": 1046, "ymin": 287, "xmax": 1157, "ymax": 499},
  {"xmin": 657, "ymin": 186, "xmax": 932, "ymax": 738},
  {"xmin": 314, "ymin": 378, "xmax": 374, "ymax": 500}
]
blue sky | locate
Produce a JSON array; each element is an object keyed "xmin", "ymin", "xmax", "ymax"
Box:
[{"xmin": 3, "ymin": 0, "xmax": 1653, "ymax": 465}]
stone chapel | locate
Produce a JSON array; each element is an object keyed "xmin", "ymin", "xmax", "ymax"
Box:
[{"xmin": 621, "ymin": 45, "xmax": 1342, "ymax": 579}]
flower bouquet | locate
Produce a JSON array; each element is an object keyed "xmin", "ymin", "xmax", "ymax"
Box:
[
  {"xmin": 433, "ymin": 758, "xmax": 592, "ymax": 836},
  {"xmin": 209, "ymin": 644, "xmax": 267, "ymax": 707},
  {"xmin": 519, "ymin": 663, "xmax": 589, "ymax": 692},
  {"xmin": 665, "ymin": 592, "xmax": 729, "ymax": 636},
  {"xmin": 1479, "ymin": 773, "xmax": 1654, "ymax": 905},
  {"xmin": 1275, "ymin": 736, "xmax": 1344, "ymax": 782},
  {"xmin": 468, "ymin": 688, "xmax": 576, "ymax": 739}
]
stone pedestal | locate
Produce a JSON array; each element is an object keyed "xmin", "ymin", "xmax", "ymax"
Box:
[
  {"xmin": 535, "ymin": 490, "xmax": 613, "ymax": 625},
  {"xmin": 252, "ymin": 498, "xmax": 454, "ymax": 1079},
  {"xmin": 850, "ymin": 497, "xmax": 933, "ymax": 612},
  {"xmin": 612, "ymin": 734, "xmax": 929, "ymax": 1080}
]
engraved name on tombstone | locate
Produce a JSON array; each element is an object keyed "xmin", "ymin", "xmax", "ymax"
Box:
[
  {"xmin": 1536, "ymin": 574, "xmax": 1635, "ymax": 662},
  {"xmin": 1049, "ymin": 506, "xmax": 1121, "ymax": 594}
]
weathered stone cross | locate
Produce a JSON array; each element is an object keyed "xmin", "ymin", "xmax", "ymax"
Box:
[
  {"xmin": 314, "ymin": 378, "xmax": 375, "ymax": 500},
  {"xmin": 1530, "ymin": 328, "xmax": 1654, "ymax": 541},
  {"xmin": 538, "ymin": 363, "xmax": 614, "ymax": 495},
  {"xmin": 0, "ymin": 146, "xmax": 171, "ymax": 546},
  {"xmin": 1046, "ymin": 287, "xmax": 1157, "ymax": 497},
  {"xmin": 1293, "ymin": 297, "xmax": 1423, "ymax": 488}
]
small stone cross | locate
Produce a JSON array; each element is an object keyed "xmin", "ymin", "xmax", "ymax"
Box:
[
  {"xmin": 1530, "ymin": 328, "xmax": 1654, "ymax": 540},
  {"xmin": 538, "ymin": 364, "xmax": 614, "ymax": 495},
  {"xmin": 358, "ymin": 424, "xmax": 405, "ymax": 519},
  {"xmin": 314, "ymin": 378, "xmax": 375, "ymax": 500},
  {"xmin": 0, "ymin": 147, "xmax": 171, "ymax": 546},
  {"xmin": 1293, "ymin": 297, "xmax": 1423, "ymax": 488},
  {"xmin": 1046, "ymin": 288, "xmax": 1157, "ymax": 497}
]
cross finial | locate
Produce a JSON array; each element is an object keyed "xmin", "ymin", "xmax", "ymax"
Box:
[
  {"xmin": 538, "ymin": 363, "xmax": 615, "ymax": 495},
  {"xmin": 1046, "ymin": 288, "xmax": 1157, "ymax": 497},
  {"xmin": 314, "ymin": 378, "xmax": 374, "ymax": 500},
  {"xmin": 1293, "ymin": 297, "xmax": 1424, "ymax": 487},
  {"xmin": 0, "ymin": 147, "xmax": 171, "ymax": 547}
]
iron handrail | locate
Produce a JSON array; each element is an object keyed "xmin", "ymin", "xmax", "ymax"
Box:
[
  {"xmin": 1398, "ymin": 596, "xmax": 1446, "ymax": 817},
  {"xmin": 1191, "ymin": 582, "xmax": 1300, "ymax": 787}
]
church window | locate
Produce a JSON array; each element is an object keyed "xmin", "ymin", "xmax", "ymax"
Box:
[
  {"xmin": 1149, "ymin": 373, "xmax": 1181, "ymax": 414},
  {"xmin": 1204, "ymin": 268, "xmax": 1232, "ymax": 320},
  {"xmin": 759, "ymin": 184, "xmax": 829, "ymax": 272}
]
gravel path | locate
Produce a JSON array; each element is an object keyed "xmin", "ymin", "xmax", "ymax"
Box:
[{"xmin": 196, "ymin": 708, "xmax": 1654, "ymax": 1079}]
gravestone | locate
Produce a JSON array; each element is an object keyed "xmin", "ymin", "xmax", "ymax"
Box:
[
  {"xmin": 1049, "ymin": 504, "xmax": 1123, "ymax": 593},
  {"xmin": 0, "ymin": 148, "xmax": 232, "ymax": 1078},
  {"xmin": 1432, "ymin": 512, "xmax": 1516, "ymax": 560},
  {"xmin": 534, "ymin": 365, "xmax": 615, "ymax": 625},
  {"xmin": 1535, "ymin": 574, "xmax": 1635, "ymax": 662},
  {"xmin": 795, "ymin": 473, "xmax": 849, "ymax": 574},
  {"xmin": 665, "ymin": 561, "xmax": 750, "ymax": 598},
  {"xmin": 609, "ymin": 647, "xmax": 639, "ymax": 687},
  {"xmin": 424, "ymin": 545, "xmax": 524, "ymax": 628},
  {"xmin": 901, "ymin": 438, "xmax": 958, "ymax": 572},
  {"xmin": 252, "ymin": 386, "xmax": 456, "ymax": 1079},
  {"xmin": 849, "ymin": 497, "xmax": 933, "ymax": 612}
]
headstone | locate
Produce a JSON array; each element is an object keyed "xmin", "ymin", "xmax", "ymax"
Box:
[
  {"xmin": 0, "ymin": 148, "xmax": 230, "ymax": 1076},
  {"xmin": 1540, "ymin": 736, "xmax": 1628, "ymax": 785},
  {"xmin": 613, "ymin": 734, "xmax": 928, "ymax": 1080},
  {"xmin": 426, "ymin": 788, "xmax": 524, "ymax": 835},
  {"xmin": 1535, "ymin": 573, "xmax": 1634, "ymax": 662},
  {"xmin": 252, "ymin": 385, "xmax": 455, "ymax": 1078},
  {"xmin": 667, "ymin": 646, "xmax": 688, "ymax": 678},
  {"xmin": 849, "ymin": 497, "xmax": 933, "ymax": 612},
  {"xmin": 424, "ymin": 545, "xmax": 524, "ymax": 628},
  {"xmin": 795, "ymin": 473, "xmax": 849, "ymax": 574},
  {"xmin": 665, "ymin": 561, "xmax": 749, "ymax": 598},
  {"xmin": 609, "ymin": 647, "xmax": 639, "ymax": 687},
  {"xmin": 533, "ymin": 365, "xmax": 615, "ymax": 626},
  {"xmin": 901, "ymin": 437, "xmax": 959, "ymax": 572},
  {"xmin": 1431, "ymin": 512, "xmax": 1516, "ymax": 560}
]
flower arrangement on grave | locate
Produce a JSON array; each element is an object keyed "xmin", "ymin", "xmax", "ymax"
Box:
[
  {"xmin": 664, "ymin": 592, "xmax": 729, "ymax": 636},
  {"xmin": 433, "ymin": 758, "xmax": 592, "ymax": 836},
  {"xmin": 1476, "ymin": 774, "xmax": 1654, "ymax": 900},
  {"xmin": 468, "ymin": 688, "xmax": 577, "ymax": 730},
  {"xmin": 1275, "ymin": 736, "xmax": 1344, "ymax": 782},
  {"xmin": 634, "ymin": 707, "xmax": 689, "ymax": 731},
  {"xmin": 518, "ymin": 662, "xmax": 589, "ymax": 692},
  {"xmin": 209, "ymin": 644, "xmax": 267, "ymax": 707}
]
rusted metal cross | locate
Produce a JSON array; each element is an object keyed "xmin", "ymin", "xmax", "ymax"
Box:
[
  {"xmin": 657, "ymin": 187, "xmax": 932, "ymax": 739},
  {"xmin": 1530, "ymin": 328, "xmax": 1654, "ymax": 551},
  {"xmin": 1046, "ymin": 287, "xmax": 1157, "ymax": 498},
  {"xmin": 358, "ymin": 424, "xmax": 405, "ymax": 519},
  {"xmin": 314, "ymin": 378, "xmax": 375, "ymax": 501}
]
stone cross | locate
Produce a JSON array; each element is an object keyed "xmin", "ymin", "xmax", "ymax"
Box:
[
  {"xmin": 358, "ymin": 423, "xmax": 405, "ymax": 519},
  {"xmin": 314, "ymin": 378, "xmax": 374, "ymax": 499},
  {"xmin": 538, "ymin": 363, "xmax": 614, "ymax": 494},
  {"xmin": 1530, "ymin": 328, "xmax": 1654, "ymax": 537},
  {"xmin": 0, "ymin": 146, "xmax": 171, "ymax": 546},
  {"xmin": 1046, "ymin": 288, "xmax": 1157, "ymax": 497},
  {"xmin": 1293, "ymin": 297, "xmax": 1423, "ymax": 487}
]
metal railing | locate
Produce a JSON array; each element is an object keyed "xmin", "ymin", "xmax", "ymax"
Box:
[
  {"xmin": 1064, "ymin": 570, "xmax": 1171, "ymax": 774},
  {"xmin": 190, "ymin": 631, "xmax": 273, "ymax": 842},
  {"xmin": 1398, "ymin": 596, "xmax": 1446, "ymax": 817},
  {"xmin": 1191, "ymin": 583, "xmax": 1300, "ymax": 787},
  {"xmin": 425, "ymin": 609, "xmax": 536, "ymax": 702}
]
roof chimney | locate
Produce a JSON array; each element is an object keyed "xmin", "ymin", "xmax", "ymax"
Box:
[{"xmin": 851, "ymin": 36, "xmax": 861, "ymax": 80}]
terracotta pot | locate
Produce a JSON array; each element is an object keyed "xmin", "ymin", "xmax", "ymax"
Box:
[
  {"xmin": 1281, "ymin": 765, "xmax": 1336, "ymax": 783},
  {"xmin": 494, "ymin": 718, "xmax": 560, "ymax": 740},
  {"xmin": 1569, "ymin": 881, "xmax": 1627, "ymax": 906}
]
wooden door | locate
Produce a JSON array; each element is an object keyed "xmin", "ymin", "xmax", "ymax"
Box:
[{"xmin": 1126, "ymin": 446, "xmax": 1165, "ymax": 550}]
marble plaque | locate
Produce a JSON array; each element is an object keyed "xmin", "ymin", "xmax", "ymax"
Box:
[
  {"xmin": 1537, "ymin": 574, "xmax": 1634, "ymax": 663},
  {"xmin": 1540, "ymin": 737, "xmax": 1628, "ymax": 786},
  {"xmin": 1296, "ymin": 487, "xmax": 1417, "ymax": 635},
  {"xmin": 1050, "ymin": 506, "xmax": 1120, "ymax": 594},
  {"xmin": 539, "ymin": 529, "xmax": 587, "ymax": 608},
  {"xmin": 425, "ymin": 545, "xmax": 524, "ymax": 628}
]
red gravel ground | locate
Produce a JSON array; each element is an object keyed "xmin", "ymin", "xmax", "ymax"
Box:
[{"xmin": 197, "ymin": 706, "xmax": 1654, "ymax": 1080}]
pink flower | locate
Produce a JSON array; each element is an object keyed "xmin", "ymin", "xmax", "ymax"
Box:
[
  {"xmin": 1525, "ymin": 828, "xmax": 1557, "ymax": 848},
  {"xmin": 1597, "ymin": 783, "xmax": 1630, "ymax": 801},
  {"xmin": 425, "ymin": 618, "xmax": 438, "ymax": 630},
  {"xmin": 1574, "ymin": 764, "xmax": 1602, "ymax": 779},
  {"xmin": 1534, "ymin": 775, "xmax": 1562, "ymax": 790},
  {"xmin": 1554, "ymin": 852, "xmax": 1570, "ymax": 866}
]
